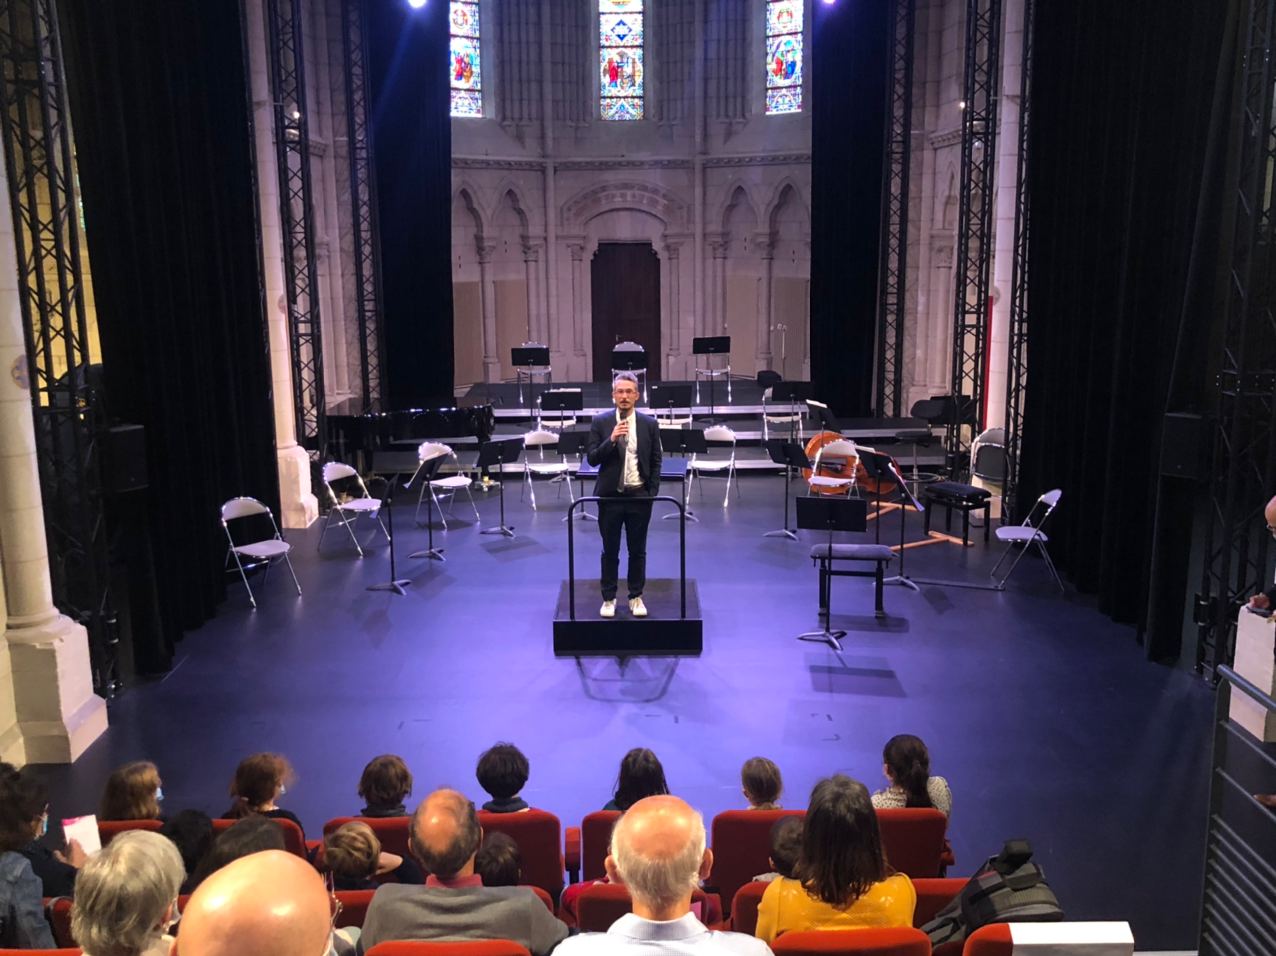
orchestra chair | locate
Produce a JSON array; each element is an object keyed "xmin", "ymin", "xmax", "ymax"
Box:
[
  {"xmin": 335, "ymin": 889, "xmax": 376, "ymax": 929},
  {"xmin": 763, "ymin": 388, "xmax": 805, "ymax": 442},
  {"xmin": 575, "ymin": 883, "xmax": 722, "ymax": 932},
  {"xmin": 97, "ymin": 818, "xmax": 163, "ymax": 845},
  {"xmin": 912, "ymin": 878, "xmax": 966, "ymax": 928},
  {"xmin": 707, "ymin": 809, "xmax": 805, "ymax": 916},
  {"xmin": 990, "ymin": 489, "xmax": 1064, "ymax": 592},
  {"xmin": 365, "ymin": 943, "xmax": 531, "ymax": 956},
  {"xmin": 415, "ymin": 442, "xmax": 480, "ymax": 530},
  {"xmin": 514, "ymin": 342, "xmax": 552, "ymax": 408},
  {"xmin": 323, "ymin": 816, "xmax": 412, "ymax": 859},
  {"xmin": 729, "ymin": 882, "xmax": 768, "ymax": 935},
  {"xmin": 566, "ymin": 810, "xmax": 620, "ymax": 884},
  {"xmin": 772, "ymin": 928, "xmax": 931, "ymax": 956},
  {"xmin": 688, "ymin": 424, "xmax": 741, "ymax": 507},
  {"xmin": 211, "ymin": 817, "xmax": 308, "ymax": 859},
  {"xmin": 806, "ymin": 440, "xmax": 858, "ymax": 497},
  {"xmin": 610, "ymin": 341, "xmax": 649, "ymax": 402},
  {"xmin": 521, "ymin": 429, "xmax": 574, "ymax": 511},
  {"xmin": 477, "ymin": 809, "xmax": 564, "ymax": 903},
  {"xmin": 318, "ymin": 462, "xmax": 390, "ymax": 557},
  {"xmin": 960, "ymin": 922, "xmax": 1133, "ymax": 956},
  {"xmin": 875, "ymin": 808, "xmax": 948, "ymax": 878},
  {"xmin": 220, "ymin": 497, "xmax": 301, "ymax": 609}
]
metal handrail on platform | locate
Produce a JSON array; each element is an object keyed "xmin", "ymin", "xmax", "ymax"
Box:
[{"xmin": 566, "ymin": 495, "xmax": 687, "ymax": 620}]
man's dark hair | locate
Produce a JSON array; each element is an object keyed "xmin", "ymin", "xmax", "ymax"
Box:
[
  {"xmin": 189, "ymin": 815, "xmax": 286, "ymax": 888},
  {"xmin": 160, "ymin": 809, "xmax": 215, "ymax": 879},
  {"xmin": 409, "ymin": 790, "xmax": 481, "ymax": 879},
  {"xmin": 796, "ymin": 775, "xmax": 887, "ymax": 905},
  {"xmin": 769, "ymin": 816, "xmax": 803, "ymax": 879},
  {"xmin": 359, "ymin": 754, "xmax": 413, "ymax": 810},
  {"xmin": 474, "ymin": 831, "xmax": 522, "ymax": 887},
  {"xmin": 0, "ymin": 766, "xmax": 48, "ymax": 852},
  {"xmin": 476, "ymin": 743, "xmax": 530, "ymax": 801}
]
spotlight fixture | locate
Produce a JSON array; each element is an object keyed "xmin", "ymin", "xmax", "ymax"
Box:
[{"xmin": 407, "ymin": 0, "xmax": 426, "ymax": 8}]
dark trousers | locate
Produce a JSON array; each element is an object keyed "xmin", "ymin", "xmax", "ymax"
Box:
[{"xmin": 598, "ymin": 491, "xmax": 654, "ymax": 600}]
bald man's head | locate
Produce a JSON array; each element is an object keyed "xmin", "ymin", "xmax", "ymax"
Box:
[
  {"xmin": 1265, "ymin": 495, "xmax": 1276, "ymax": 531},
  {"xmin": 175, "ymin": 850, "xmax": 330, "ymax": 956},
  {"xmin": 606, "ymin": 795, "xmax": 711, "ymax": 915},
  {"xmin": 410, "ymin": 788, "xmax": 481, "ymax": 879}
]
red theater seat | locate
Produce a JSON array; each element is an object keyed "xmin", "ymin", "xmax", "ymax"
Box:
[
  {"xmin": 477, "ymin": 810, "xmax": 564, "ymax": 902},
  {"xmin": 961, "ymin": 924, "xmax": 1013, "ymax": 955},
  {"xmin": 912, "ymin": 877, "xmax": 966, "ymax": 927},
  {"xmin": 574, "ymin": 882, "xmax": 722, "ymax": 932},
  {"xmin": 44, "ymin": 897, "xmax": 74, "ymax": 948},
  {"xmin": 364, "ymin": 943, "xmax": 531, "ymax": 956},
  {"xmin": 730, "ymin": 881, "xmax": 768, "ymax": 935},
  {"xmin": 97, "ymin": 819, "xmax": 164, "ymax": 845},
  {"xmin": 212, "ymin": 816, "xmax": 308, "ymax": 858},
  {"xmin": 324, "ymin": 816, "xmax": 413, "ymax": 859},
  {"xmin": 875, "ymin": 808, "xmax": 948, "ymax": 878},
  {"xmin": 707, "ymin": 809, "xmax": 805, "ymax": 915},
  {"xmin": 772, "ymin": 928, "xmax": 931, "ymax": 955},
  {"xmin": 335, "ymin": 889, "xmax": 376, "ymax": 929},
  {"xmin": 576, "ymin": 810, "xmax": 621, "ymax": 882}
]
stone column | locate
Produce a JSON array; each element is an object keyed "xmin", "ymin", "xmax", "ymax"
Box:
[
  {"xmin": 0, "ymin": 169, "xmax": 107, "ymax": 763},
  {"xmin": 245, "ymin": 0, "xmax": 317, "ymax": 529},
  {"xmin": 476, "ymin": 238, "xmax": 500, "ymax": 383},
  {"xmin": 662, "ymin": 237, "xmax": 684, "ymax": 372},
  {"xmin": 522, "ymin": 238, "xmax": 544, "ymax": 344},
  {"xmin": 567, "ymin": 240, "xmax": 588, "ymax": 360},
  {"xmin": 755, "ymin": 233, "xmax": 776, "ymax": 370},
  {"xmin": 706, "ymin": 232, "xmax": 728, "ymax": 337}
]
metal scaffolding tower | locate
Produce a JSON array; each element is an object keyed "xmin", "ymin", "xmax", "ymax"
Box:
[
  {"xmin": 265, "ymin": 0, "xmax": 326, "ymax": 454},
  {"xmin": 874, "ymin": 0, "xmax": 916, "ymax": 419},
  {"xmin": 946, "ymin": 0, "xmax": 1002, "ymax": 463},
  {"xmin": 0, "ymin": 0, "xmax": 116, "ymax": 692},
  {"xmin": 1196, "ymin": 0, "xmax": 1276, "ymax": 677}
]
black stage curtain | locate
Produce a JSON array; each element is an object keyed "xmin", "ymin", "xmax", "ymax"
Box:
[
  {"xmin": 59, "ymin": 0, "xmax": 279, "ymax": 672},
  {"xmin": 809, "ymin": 0, "xmax": 889, "ymax": 418},
  {"xmin": 365, "ymin": 0, "xmax": 453, "ymax": 408},
  {"xmin": 1019, "ymin": 0, "xmax": 1233, "ymax": 639}
]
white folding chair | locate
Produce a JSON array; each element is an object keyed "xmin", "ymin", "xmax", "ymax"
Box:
[
  {"xmin": 688, "ymin": 424, "xmax": 741, "ymax": 507},
  {"xmin": 515, "ymin": 340, "xmax": 552, "ymax": 406},
  {"xmin": 221, "ymin": 497, "xmax": 301, "ymax": 609},
  {"xmin": 807, "ymin": 439, "xmax": 858, "ymax": 496},
  {"xmin": 762, "ymin": 386, "xmax": 805, "ymax": 442},
  {"xmin": 317, "ymin": 462, "xmax": 389, "ymax": 558},
  {"xmin": 610, "ymin": 341, "xmax": 648, "ymax": 402},
  {"xmin": 521, "ymin": 428, "xmax": 575, "ymax": 510},
  {"xmin": 415, "ymin": 442, "xmax": 480, "ymax": 530},
  {"xmin": 990, "ymin": 488, "xmax": 1064, "ymax": 591}
]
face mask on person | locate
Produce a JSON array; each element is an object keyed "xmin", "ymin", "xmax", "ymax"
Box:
[
  {"xmin": 39, "ymin": 813, "xmax": 48, "ymax": 837},
  {"xmin": 279, "ymin": 784, "xmax": 287, "ymax": 797},
  {"xmin": 156, "ymin": 786, "xmax": 164, "ymax": 803}
]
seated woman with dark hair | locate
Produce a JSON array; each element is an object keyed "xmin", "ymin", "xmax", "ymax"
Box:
[
  {"xmin": 223, "ymin": 752, "xmax": 306, "ymax": 837},
  {"xmin": 476, "ymin": 743, "xmax": 531, "ymax": 813},
  {"xmin": 755, "ymin": 775, "xmax": 915, "ymax": 943},
  {"xmin": 160, "ymin": 810, "xmax": 214, "ymax": 895},
  {"xmin": 0, "ymin": 765, "xmax": 57, "ymax": 947},
  {"xmin": 188, "ymin": 815, "xmax": 285, "ymax": 888},
  {"xmin": 3, "ymin": 760, "xmax": 84, "ymax": 899},
  {"xmin": 358, "ymin": 755, "xmax": 413, "ymax": 818},
  {"xmin": 603, "ymin": 748, "xmax": 669, "ymax": 812},
  {"xmin": 474, "ymin": 831, "xmax": 522, "ymax": 887},
  {"xmin": 99, "ymin": 760, "xmax": 165, "ymax": 822},
  {"xmin": 741, "ymin": 756, "xmax": 784, "ymax": 810},
  {"xmin": 871, "ymin": 734, "xmax": 952, "ymax": 816}
]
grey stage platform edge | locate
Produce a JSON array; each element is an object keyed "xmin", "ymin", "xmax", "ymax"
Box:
[{"xmin": 553, "ymin": 578, "xmax": 703, "ymax": 657}]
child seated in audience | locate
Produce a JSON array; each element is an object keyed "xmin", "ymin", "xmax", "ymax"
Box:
[
  {"xmin": 475, "ymin": 743, "xmax": 531, "ymax": 813},
  {"xmin": 741, "ymin": 756, "xmax": 783, "ymax": 810},
  {"xmin": 603, "ymin": 748, "xmax": 669, "ymax": 811},
  {"xmin": 358, "ymin": 754, "xmax": 413, "ymax": 818},
  {"xmin": 752, "ymin": 815, "xmax": 802, "ymax": 883},
  {"xmin": 99, "ymin": 760, "xmax": 165, "ymax": 822},
  {"xmin": 871, "ymin": 734, "xmax": 952, "ymax": 816},
  {"xmin": 474, "ymin": 831, "xmax": 522, "ymax": 886},
  {"xmin": 324, "ymin": 821, "xmax": 382, "ymax": 891}
]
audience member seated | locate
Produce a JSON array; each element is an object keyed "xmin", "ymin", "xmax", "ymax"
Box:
[
  {"xmin": 223, "ymin": 752, "xmax": 307, "ymax": 837},
  {"xmin": 555, "ymin": 795, "xmax": 771, "ymax": 956},
  {"xmin": 71, "ymin": 830, "xmax": 183, "ymax": 956},
  {"xmin": 189, "ymin": 815, "xmax": 286, "ymax": 888},
  {"xmin": 177, "ymin": 849, "xmax": 334, "ymax": 956},
  {"xmin": 0, "ymin": 761, "xmax": 82, "ymax": 900},
  {"xmin": 0, "ymin": 764, "xmax": 57, "ymax": 947},
  {"xmin": 604, "ymin": 748, "xmax": 670, "ymax": 812},
  {"xmin": 99, "ymin": 761, "xmax": 165, "ymax": 822},
  {"xmin": 326, "ymin": 821, "xmax": 387, "ymax": 891},
  {"xmin": 752, "ymin": 816, "xmax": 802, "ymax": 884},
  {"xmin": 870, "ymin": 735, "xmax": 952, "ymax": 816},
  {"xmin": 358, "ymin": 788, "xmax": 567, "ymax": 955},
  {"xmin": 476, "ymin": 743, "xmax": 532, "ymax": 813},
  {"xmin": 161, "ymin": 810, "xmax": 214, "ymax": 895},
  {"xmin": 741, "ymin": 758, "xmax": 784, "ymax": 811},
  {"xmin": 756, "ymin": 776, "xmax": 915, "ymax": 943},
  {"xmin": 474, "ymin": 831, "xmax": 522, "ymax": 887},
  {"xmin": 359, "ymin": 755, "xmax": 413, "ymax": 818}
]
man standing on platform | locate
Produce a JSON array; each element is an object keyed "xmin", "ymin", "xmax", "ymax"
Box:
[{"xmin": 588, "ymin": 372, "xmax": 661, "ymax": 619}]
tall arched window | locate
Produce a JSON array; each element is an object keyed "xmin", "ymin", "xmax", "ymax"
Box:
[
  {"xmin": 765, "ymin": 0, "xmax": 803, "ymax": 114},
  {"xmin": 599, "ymin": 0, "xmax": 644, "ymax": 120},
  {"xmin": 450, "ymin": 1, "xmax": 482, "ymax": 117}
]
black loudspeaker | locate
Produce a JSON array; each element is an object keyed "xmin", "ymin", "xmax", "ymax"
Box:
[
  {"xmin": 102, "ymin": 424, "xmax": 148, "ymax": 494},
  {"xmin": 1160, "ymin": 413, "xmax": 1208, "ymax": 480}
]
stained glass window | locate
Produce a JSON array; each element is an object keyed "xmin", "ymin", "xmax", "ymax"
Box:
[
  {"xmin": 450, "ymin": 1, "xmax": 482, "ymax": 118},
  {"xmin": 600, "ymin": 0, "xmax": 643, "ymax": 121},
  {"xmin": 765, "ymin": 0, "xmax": 803, "ymax": 114}
]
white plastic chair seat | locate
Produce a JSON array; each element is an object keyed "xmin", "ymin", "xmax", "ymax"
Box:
[
  {"xmin": 528, "ymin": 463, "xmax": 572, "ymax": 475},
  {"xmin": 996, "ymin": 526, "xmax": 1049, "ymax": 544},
  {"xmin": 809, "ymin": 476, "xmax": 853, "ymax": 489},
  {"xmin": 333, "ymin": 497, "xmax": 381, "ymax": 513},
  {"xmin": 431, "ymin": 475, "xmax": 472, "ymax": 489},
  {"xmin": 691, "ymin": 459, "xmax": 733, "ymax": 473},
  {"xmin": 233, "ymin": 540, "xmax": 292, "ymax": 560}
]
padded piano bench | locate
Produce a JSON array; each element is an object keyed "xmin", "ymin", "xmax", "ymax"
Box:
[
  {"xmin": 922, "ymin": 481, "xmax": 992, "ymax": 546},
  {"xmin": 809, "ymin": 544, "xmax": 895, "ymax": 620}
]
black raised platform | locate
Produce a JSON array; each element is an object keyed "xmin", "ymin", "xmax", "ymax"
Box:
[{"xmin": 553, "ymin": 578, "xmax": 703, "ymax": 657}]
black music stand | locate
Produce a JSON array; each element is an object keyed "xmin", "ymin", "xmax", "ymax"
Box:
[
  {"xmin": 763, "ymin": 439, "xmax": 808, "ymax": 540},
  {"xmin": 539, "ymin": 388, "xmax": 583, "ymax": 431},
  {"xmin": 366, "ymin": 475, "xmax": 411, "ymax": 596},
  {"xmin": 406, "ymin": 453, "xmax": 446, "ymax": 562},
  {"xmin": 477, "ymin": 438, "xmax": 523, "ymax": 537},
  {"xmin": 795, "ymin": 496, "xmax": 868, "ymax": 650},
  {"xmin": 512, "ymin": 346, "xmax": 551, "ymax": 410},
  {"xmin": 660, "ymin": 427, "xmax": 706, "ymax": 523},
  {"xmin": 806, "ymin": 398, "xmax": 841, "ymax": 435},
  {"xmin": 769, "ymin": 381, "xmax": 811, "ymax": 443},
  {"xmin": 556, "ymin": 430, "xmax": 597, "ymax": 522},
  {"xmin": 881, "ymin": 455, "xmax": 924, "ymax": 591},
  {"xmin": 650, "ymin": 383, "xmax": 693, "ymax": 426},
  {"xmin": 692, "ymin": 335, "xmax": 731, "ymax": 422}
]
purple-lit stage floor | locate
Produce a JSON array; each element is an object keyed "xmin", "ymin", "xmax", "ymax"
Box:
[{"xmin": 36, "ymin": 478, "xmax": 1215, "ymax": 949}]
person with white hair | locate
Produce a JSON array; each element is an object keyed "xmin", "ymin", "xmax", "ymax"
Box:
[
  {"xmin": 555, "ymin": 795, "xmax": 773, "ymax": 956},
  {"xmin": 71, "ymin": 830, "xmax": 184, "ymax": 956}
]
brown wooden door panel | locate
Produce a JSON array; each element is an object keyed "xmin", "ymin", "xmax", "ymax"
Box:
[{"xmin": 591, "ymin": 242, "xmax": 661, "ymax": 383}]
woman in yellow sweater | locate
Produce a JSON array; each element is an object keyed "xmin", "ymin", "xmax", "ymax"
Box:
[{"xmin": 755, "ymin": 775, "xmax": 915, "ymax": 944}]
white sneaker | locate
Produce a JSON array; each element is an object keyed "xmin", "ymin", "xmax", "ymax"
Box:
[
  {"xmin": 629, "ymin": 597, "xmax": 648, "ymax": 618},
  {"xmin": 600, "ymin": 600, "xmax": 616, "ymax": 618}
]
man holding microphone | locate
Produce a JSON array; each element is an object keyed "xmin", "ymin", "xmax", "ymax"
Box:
[{"xmin": 587, "ymin": 372, "xmax": 662, "ymax": 618}]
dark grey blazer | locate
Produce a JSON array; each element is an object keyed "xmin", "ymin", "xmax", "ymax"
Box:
[{"xmin": 586, "ymin": 409, "xmax": 662, "ymax": 497}]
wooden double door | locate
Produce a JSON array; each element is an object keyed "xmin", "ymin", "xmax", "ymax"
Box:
[{"xmin": 591, "ymin": 242, "xmax": 661, "ymax": 383}]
